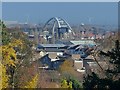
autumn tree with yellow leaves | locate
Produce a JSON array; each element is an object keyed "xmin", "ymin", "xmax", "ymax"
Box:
[
  {"xmin": 24, "ymin": 74, "xmax": 38, "ymax": 88},
  {"xmin": 61, "ymin": 79, "xmax": 72, "ymax": 88},
  {"xmin": 0, "ymin": 63, "xmax": 9, "ymax": 89},
  {"xmin": 59, "ymin": 60, "xmax": 82, "ymax": 89},
  {"xmin": 1, "ymin": 21, "xmax": 39, "ymax": 89},
  {"xmin": 0, "ymin": 38, "xmax": 23, "ymax": 88}
]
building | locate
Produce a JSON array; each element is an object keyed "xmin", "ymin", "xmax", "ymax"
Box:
[
  {"xmin": 72, "ymin": 54, "xmax": 81, "ymax": 60},
  {"xmin": 39, "ymin": 51, "xmax": 64, "ymax": 69},
  {"xmin": 67, "ymin": 44, "xmax": 87, "ymax": 58},
  {"xmin": 39, "ymin": 54, "xmax": 64, "ymax": 70},
  {"xmin": 74, "ymin": 59, "xmax": 85, "ymax": 73},
  {"xmin": 70, "ymin": 40, "xmax": 96, "ymax": 46},
  {"xmin": 36, "ymin": 44, "xmax": 68, "ymax": 52}
]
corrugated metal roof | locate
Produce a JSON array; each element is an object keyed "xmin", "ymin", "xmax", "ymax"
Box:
[
  {"xmin": 85, "ymin": 55, "xmax": 94, "ymax": 60},
  {"xmin": 70, "ymin": 40, "xmax": 96, "ymax": 45},
  {"xmin": 38, "ymin": 44, "xmax": 66, "ymax": 48},
  {"xmin": 55, "ymin": 40, "xmax": 73, "ymax": 45}
]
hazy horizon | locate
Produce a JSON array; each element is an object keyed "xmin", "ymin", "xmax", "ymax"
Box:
[{"xmin": 2, "ymin": 2, "xmax": 118, "ymax": 26}]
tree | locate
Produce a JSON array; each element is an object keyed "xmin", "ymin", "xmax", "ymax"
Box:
[
  {"xmin": 83, "ymin": 72, "xmax": 100, "ymax": 89},
  {"xmin": 0, "ymin": 63, "xmax": 9, "ymax": 89},
  {"xmin": 61, "ymin": 72, "xmax": 82, "ymax": 89},
  {"xmin": 70, "ymin": 78, "xmax": 82, "ymax": 89},
  {"xmin": 0, "ymin": 20, "xmax": 6, "ymax": 28},
  {"xmin": 1, "ymin": 21, "xmax": 38, "ymax": 88},
  {"xmin": 2, "ymin": 30, "xmax": 11, "ymax": 45},
  {"xmin": 1, "ymin": 38, "xmax": 23, "ymax": 88},
  {"xmin": 24, "ymin": 74, "xmax": 38, "ymax": 88},
  {"xmin": 61, "ymin": 79, "xmax": 72, "ymax": 89},
  {"xmin": 59, "ymin": 60, "xmax": 75, "ymax": 76},
  {"xmin": 1, "ymin": 21, "xmax": 24, "ymax": 88},
  {"xmin": 61, "ymin": 79, "xmax": 69, "ymax": 88},
  {"xmin": 100, "ymin": 40, "xmax": 120, "ymax": 79},
  {"xmin": 59, "ymin": 60, "xmax": 82, "ymax": 89},
  {"xmin": 1, "ymin": 21, "xmax": 10, "ymax": 45},
  {"xmin": 83, "ymin": 40, "xmax": 120, "ymax": 89}
]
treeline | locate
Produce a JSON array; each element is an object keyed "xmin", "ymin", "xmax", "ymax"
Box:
[
  {"xmin": 1, "ymin": 21, "xmax": 39, "ymax": 89},
  {"xmin": 83, "ymin": 40, "xmax": 120, "ymax": 89}
]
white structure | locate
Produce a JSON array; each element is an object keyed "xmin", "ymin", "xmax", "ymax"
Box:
[
  {"xmin": 70, "ymin": 40, "xmax": 96, "ymax": 45},
  {"xmin": 57, "ymin": 52, "xmax": 63, "ymax": 56},
  {"xmin": 43, "ymin": 17, "xmax": 74, "ymax": 42},
  {"xmin": 40, "ymin": 51, "xmax": 46, "ymax": 57},
  {"xmin": 74, "ymin": 60, "xmax": 85, "ymax": 73}
]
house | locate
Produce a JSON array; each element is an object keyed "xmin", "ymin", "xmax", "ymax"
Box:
[
  {"xmin": 39, "ymin": 54, "xmax": 51, "ymax": 68},
  {"xmin": 72, "ymin": 54, "xmax": 81, "ymax": 60},
  {"xmin": 74, "ymin": 59, "xmax": 85, "ymax": 73},
  {"xmin": 39, "ymin": 52, "xmax": 65, "ymax": 70},
  {"xmin": 73, "ymin": 55, "xmax": 98, "ymax": 74},
  {"xmin": 48, "ymin": 52, "xmax": 65, "ymax": 69},
  {"xmin": 48, "ymin": 52, "xmax": 58, "ymax": 59},
  {"xmin": 36, "ymin": 44, "xmax": 67, "ymax": 52},
  {"xmin": 83, "ymin": 55, "xmax": 95, "ymax": 74},
  {"xmin": 36, "ymin": 44, "xmax": 66, "ymax": 57},
  {"xmin": 74, "ymin": 60, "xmax": 83, "ymax": 70},
  {"xmin": 82, "ymin": 55, "xmax": 107, "ymax": 74},
  {"xmin": 51, "ymin": 59, "xmax": 64, "ymax": 69},
  {"xmin": 39, "ymin": 51, "xmax": 47, "ymax": 57},
  {"xmin": 67, "ymin": 44, "xmax": 88, "ymax": 58}
]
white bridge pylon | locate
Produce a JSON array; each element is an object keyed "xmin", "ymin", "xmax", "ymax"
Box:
[
  {"xmin": 43, "ymin": 17, "xmax": 72, "ymax": 30},
  {"xmin": 43, "ymin": 17, "xmax": 74, "ymax": 42}
]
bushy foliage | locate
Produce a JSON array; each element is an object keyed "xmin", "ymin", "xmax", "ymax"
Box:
[
  {"xmin": 1, "ymin": 20, "xmax": 10, "ymax": 45},
  {"xmin": 1, "ymin": 21, "xmax": 31, "ymax": 88},
  {"xmin": 61, "ymin": 72, "xmax": 82, "ymax": 89},
  {"xmin": 61, "ymin": 79, "xmax": 72, "ymax": 88},
  {"xmin": 83, "ymin": 40, "xmax": 120, "ymax": 89},
  {"xmin": 1, "ymin": 38, "xmax": 23, "ymax": 88},
  {"xmin": 0, "ymin": 63, "xmax": 9, "ymax": 89},
  {"xmin": 24, "ymin": 74, "xmax": 38, "ymax": 88}
]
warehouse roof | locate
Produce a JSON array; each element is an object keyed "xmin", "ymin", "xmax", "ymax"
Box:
[
  {"xmin": 70, "ymin": 40, "xmax": 96, "ymax": 45},
  {"xmin": 38, "ymin": 44, "xmax": 66, "ymax": 48}
]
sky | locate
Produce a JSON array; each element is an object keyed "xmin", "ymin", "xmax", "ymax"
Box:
[
  {"xmin": 2, "ymin": 2, "xmax": 118, "ymax": 25},
  {"xmin": 2, "ymin": 0, "xmax": 119, "ymax": 2}
]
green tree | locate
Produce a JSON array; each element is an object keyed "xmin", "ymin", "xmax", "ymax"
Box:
[
  {"xmin": 61, "ymin": 79, "xmax": 72, "ymax": 89},
  {"xmin": 2, "ymin": 30, "xmax": 11, "ymax": 45},
  {"xmin": 1, "ymin": 21, "xmax": 38, "ymax": 88},
  {"xmin": 0, "ymin": 20, "xmax": 6, "ymax": 28},
  {"xmin": 61, "ymin": 72, "xmax": 82, "ymax": 90},
  {"xmin": 24, "ymin": 74, "xmax": 38, "ymax": 88},
  {"xmin": 61, "ymin": 79, "xmax": 69, "ymax": 88},
  {"xmin": 83, "ymin": 40, "xmax": 120, "ymax": 89},
  {"xmin": 99, "ymin": 40, "xmax": 120, "ymax": 77},
  {"xmin": 1, "ymin": 21, "xmax": 10, "ymax": 45},
  {"xmin": 71, "ymin": 78, "xmax": 82, "ymax": 89}
]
